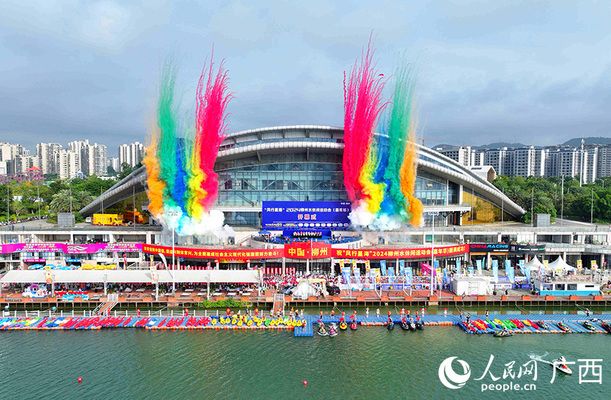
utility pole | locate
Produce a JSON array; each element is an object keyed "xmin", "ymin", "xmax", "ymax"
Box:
[
  {"xmin": 560, "ymin": 175, "xmax": 564, "ymax": 224},
  {"xmin": 590, "ymin": 188, "xmax": 594, "ymax": 224},
  {"xmin": 6, "ymin": 186, "xmax": 9, "ymax": 222},
  {"xmin": 531, "ymin": 187, "xmax": 534, "ymax": 227},
  {"xmin": 37, "ymin": 184, "xmax": 41, "ymax": 220},
  {"xmin": 132, "ymin": 185, "xmax": 136, "ymax": 229},
  {"xmin": 69, "ymin": 186, "xmax": 73, "ymax": 214}
]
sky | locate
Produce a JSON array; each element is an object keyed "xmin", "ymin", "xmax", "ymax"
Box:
[{"xmin": 1, "ymin": 0, "xmax": 611, "ymax": 151}]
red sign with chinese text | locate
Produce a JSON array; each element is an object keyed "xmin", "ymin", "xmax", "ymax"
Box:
[
  {"xmin": 142, "ymin": 243, "xmax": 468, "ymax": 261},
  {"xmin": 141, "ymin": 244, "xmax": 284, "ymax": 261},
  {"xmin": 284, "ymin": 242, "xmax": 332, "ymax": 259}
]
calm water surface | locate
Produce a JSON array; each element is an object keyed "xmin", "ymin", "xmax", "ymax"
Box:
[{"xmin": 0, "ymin": 328, "xmax": 609, "ymax": 399}]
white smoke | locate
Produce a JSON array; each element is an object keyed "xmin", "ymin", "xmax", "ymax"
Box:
[
  {"xmin": 160, "ymin": 206, "xmax": 226, "ymax": 236},
  {"xmin": 349, "ymin": 200, "xmax": 404, "ymax": 231}
]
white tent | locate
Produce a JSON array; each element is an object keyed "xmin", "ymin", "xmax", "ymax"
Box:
[
  {"xmin": 291, "ymin": 281, "xmax": 320, "ymax": 300},
  {"xmin": 523, "ymin": 256, "xmax": 544, "ymax": 270},
  {"xmin": 547, "ymin": 256, "xmax": 575, "ymax": 274}
]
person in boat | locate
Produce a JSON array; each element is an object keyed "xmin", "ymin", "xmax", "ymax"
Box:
[
  {"xmin": 340, "ymin": 311, "xmax": 346, "ymax": 323},
  {"xmin": 401, "ymin": 315, "xmax": 407, "ymax": 325},
  {"xmin": 466, "ymin": 313, "xmax": 471, "ymax": 324},
  {"xmin": 400, "ymin": 307, "xmax": 405, "ymax": 317},
  {"xmin": 319, "ymin": 310, "xmax": 323, "ymax": 320},
  {"xmin": 350, "ymin": 312, "xmax": 356, "ymax": 323},
  {"xmin": 387, "ymin": 316, "xmax": 393, "ymax": 326}
]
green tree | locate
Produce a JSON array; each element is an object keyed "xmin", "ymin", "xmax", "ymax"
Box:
[{"xmin": 49, "ymin": 189, "xmax": 94, "ymax": 213}]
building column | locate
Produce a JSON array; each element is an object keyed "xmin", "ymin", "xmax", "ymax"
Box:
[{"xmin": 281, "ymin": 257, "xmax": 286, "ymax": 275}]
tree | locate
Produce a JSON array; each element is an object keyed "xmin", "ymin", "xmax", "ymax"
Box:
[
  {"xmin": 117, "ymin": 163, "xmax": 134, "ymax": 180},
  {"xmin": 49, "ymin": 189, "xmax": 94, "ymax": 213}
]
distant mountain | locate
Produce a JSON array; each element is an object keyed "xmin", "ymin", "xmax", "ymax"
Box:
[
  {"xmin": 477, "ymin": 142, "xmax": 527, "ymax": 149},
  {"xmin": 562, "ymin": 137, "xmax": 611, "ymax": 146},
  {"xmin": 433, "ymin": 142, "xmax": 526, "ymax": 150},
  {"xmin": 433, "ymin": 136, "xmax": 610, "ymax": 150}
]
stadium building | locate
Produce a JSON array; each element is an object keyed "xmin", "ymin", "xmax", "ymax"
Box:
[{"xmin": 80, "ymin": 125, "xmax": 525, "ymax": 227}]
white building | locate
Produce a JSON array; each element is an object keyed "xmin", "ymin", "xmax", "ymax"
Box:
[
  {"xmin": 85, "ymin": 143, "xmax": 108, "ymax": 176},
  {"xmin": 598, "ymin": 145, "xmax": 611, "ymax": 178},
  {"xmin": 36, "ymin": 142, "xmax": 62, "ymax": 175},
  {"xmin": 58, "ymin": 149, "xmax": 81, "ymax": 179},
  {"xmin": 0, "ymin": 142, "xmax": 25, "ymax": 162},
  {"xmin": 119, "ymin": 142, "xmax": 144, "ymax": 168},
  {"xmin": 108, "ymin": 157, "xmax": 120, "ymax": 174}
]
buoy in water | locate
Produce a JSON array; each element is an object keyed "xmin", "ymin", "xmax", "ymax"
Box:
[
  {"xmin": 77, "ymin": 376, "xmax": 83, "ymax": 384},
  {"xmin": 303, "ymin": 379, "xmax": 308, "ymax": 386}
]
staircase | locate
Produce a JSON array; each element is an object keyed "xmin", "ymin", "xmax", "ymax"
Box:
[
  {"xmin": 94, "ymin": 294, "xmax": 119, "ymax": 316},
  {"xmin": 272, "ymin": 292, "xmax": 285, "ymax": 316}
]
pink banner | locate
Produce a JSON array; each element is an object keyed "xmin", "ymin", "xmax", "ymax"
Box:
[
  {"xmin": 106, "ymin": 243, "xmax": 142, "ymax": 252},
  {"xmin": 65, "ymin": 243, "xmax": 107, "ymax": 254}
]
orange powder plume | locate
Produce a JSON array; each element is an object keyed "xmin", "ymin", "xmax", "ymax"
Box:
[{"xmin": 142, "ymin": 125, "xmax": 166, "ymax": 217}]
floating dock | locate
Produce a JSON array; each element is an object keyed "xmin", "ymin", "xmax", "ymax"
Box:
[{"xmin": 0, "ymin": 313, "xmax": 609, "ymax": 337}]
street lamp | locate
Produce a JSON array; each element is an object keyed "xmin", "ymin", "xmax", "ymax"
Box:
[
  {"xmin": 166, "ymin": 210, "xmax": 181, "ymax": 293},
  {"xmin": 429, "ymin": 211, "xmax": 439, "ymax": 296}
]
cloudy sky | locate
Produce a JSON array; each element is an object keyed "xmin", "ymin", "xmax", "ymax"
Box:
[{"xmin": 1, "ymin": 0, "xmax": 611, "ymax": 151}]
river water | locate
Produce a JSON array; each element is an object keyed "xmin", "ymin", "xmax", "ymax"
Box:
[{"xmin": 0, "ymin": 328, "xmax": 608, "ymax": 399}]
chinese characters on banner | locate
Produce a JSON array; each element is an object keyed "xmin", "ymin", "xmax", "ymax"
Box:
[{"xmin": 142, "ymin": 243, "xmax": 469, "ymax": 260}]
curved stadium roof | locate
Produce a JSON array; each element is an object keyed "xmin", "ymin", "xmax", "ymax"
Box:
[{"xmin": 80, "ymin": 125, "xmax": 525, "ymax": 218}]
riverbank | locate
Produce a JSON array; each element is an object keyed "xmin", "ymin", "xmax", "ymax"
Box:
[{"xmin": 2, "ymin": 290, "xmax": 610, "ymax": 310}]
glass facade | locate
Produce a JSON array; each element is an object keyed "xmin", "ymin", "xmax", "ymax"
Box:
[
  {"xmin": 216, "ymin": 153, "xmax": 346, "ymax": 206},
  {"xmin": 216, "ymin": 151, "xmax": 463, "ymax": 226}
]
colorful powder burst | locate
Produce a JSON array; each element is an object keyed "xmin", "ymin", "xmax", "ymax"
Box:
[
  {"xmin": 143, "ymin": 56, "xmax": 230, "ymax": 235},
  {"xmin": 343, "ymin": 49, "xmax": 423, "ymax": 229}
]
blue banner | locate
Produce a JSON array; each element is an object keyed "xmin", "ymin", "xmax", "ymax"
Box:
[
  {"xmin": 406, "ymin": 267, "xmax": 413, "ymax": 283},
  {"xmin": 476, "ymin": 259, "xmax": 483, "ymax": 275},
  {"xmin": 399, "ymin": 260, "xmax": 405, "ymax": 275},
  {"xmin": 380, "ymin": 260, "xmax": 387, "ymax": 276},
  {"xmin": 504, "ymin": 259, "xmax": 512, "ymax": 271},
  {"xmin": 492, "ymin": 259, "xmax": 499, "ymax": 281},
  {"xmin": 507, "ymin": 266, "xmax": 515, "ymax": 283},
  {"xmin": 261, "ymin": 201, "xmax": 351, "ymax": 229},
  {"xmin": 455, "ymin": 258, "xmax": 461, "ymax": 275}
]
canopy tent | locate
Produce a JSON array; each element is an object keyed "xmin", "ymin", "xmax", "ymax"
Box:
[
  {"xmin": 547, "ymin": 256, "xmax": 576, "ymax": 274},
  {"xmin": 291, "ymin": 280, "xmax": 321, "ymax": 300},
  {"xmin": 0, "ymin": 269, "xmax": 261, "ymax": 285},
  {"xmin": 523, "ymin": 256, "xmax": 545, "ymax": 272}
]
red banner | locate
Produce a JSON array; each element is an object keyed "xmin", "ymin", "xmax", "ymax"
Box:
[
  {"xmin": 332, "ymin": 244, "xmax": 469, "ymax": 260},
  {"xmin": 141, "ymin": 244, "xmax": 284, "ymax": 261},
  {"xmin": 142, "ymin": 243, "xmax": 468, "ymax": 261},
  {"xmin": 284, "ymin": 242, "xmax": 331, "ymax": 259}
]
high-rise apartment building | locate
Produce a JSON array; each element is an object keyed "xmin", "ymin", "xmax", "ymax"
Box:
[
  {"xmin": 118, "ymin": 142, "xmax": 144, "ymax": 168},
  {"xmin": 36, "ymin": 142, "xmax": 62, "ymax": 175},
  {"xmin": 58, "ymin": 149, "xmax": 81, "ymax": 179},
  {"xmin": 436, "ymin": 141, "xmax": 610, "ymax": 182}
]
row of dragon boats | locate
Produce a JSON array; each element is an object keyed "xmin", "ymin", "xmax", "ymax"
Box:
[
  {"xmin": 461, "ymin": 318, "xmax": 611, "ymax": 336},
  {"xmin": 0, "ymin": 315, "xmax": 307, "ymax": 330}
]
